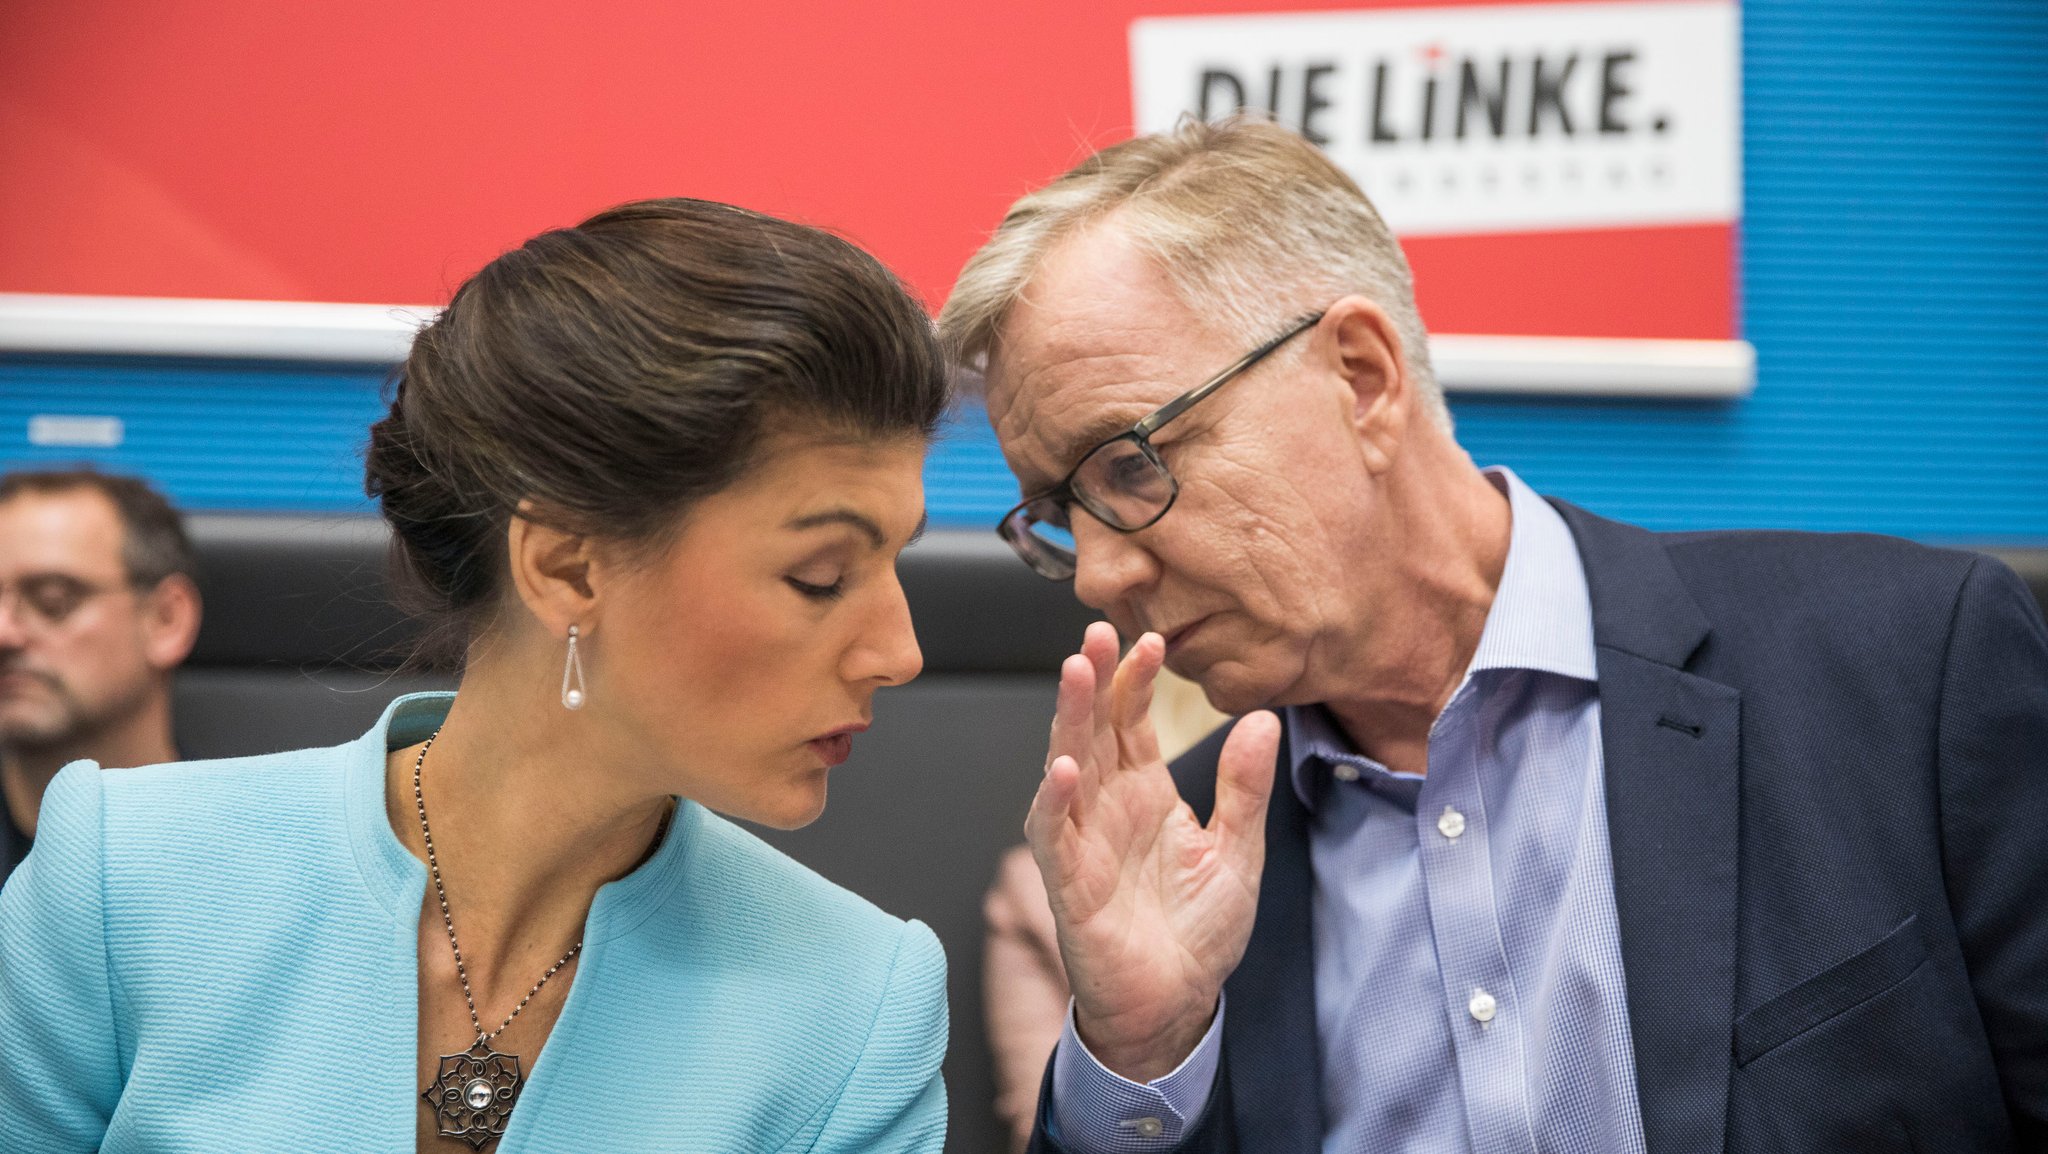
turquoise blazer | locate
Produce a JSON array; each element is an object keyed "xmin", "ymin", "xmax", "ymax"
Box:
[{"xmin": 0, "ymin": 693, "xmax": 948, "ymax": 1152}]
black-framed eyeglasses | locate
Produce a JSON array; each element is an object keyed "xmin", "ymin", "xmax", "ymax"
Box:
[{"xmin": 997, "ymin": 310, "xmax": 1325, "ymax": 580}]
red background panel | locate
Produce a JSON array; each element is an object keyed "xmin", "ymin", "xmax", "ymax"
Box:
[
  {"xmin": 0, "ymin": 0, "xmax": 1729, "ymax": 339},
  {"xmin": 1405, "ymin": 224, "xmax": 1734, "ymax": 338}
]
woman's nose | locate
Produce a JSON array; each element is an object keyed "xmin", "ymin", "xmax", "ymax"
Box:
[{"xmin": 848, "ymin": 575, "xmax": 923, "ymax": 687}]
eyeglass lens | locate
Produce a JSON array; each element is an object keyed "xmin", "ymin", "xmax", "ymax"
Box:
[
  {"xmin": 1009, "ymin": 498, "xmax": 1077, "ymax": 579},
  {"xmin": 1072, "ymin": 437, "xmax": 1175, "ymax": 530},
  {"xmin": 1008, "ymin": 438, "xmax": 1179, "ymax": 579},
  {"xmin": 0, "ymin": 575, "xmax": 109, "ymax": 629}
]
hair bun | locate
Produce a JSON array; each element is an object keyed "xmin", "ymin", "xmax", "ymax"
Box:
[{"xmin": 365, "ymin": 374, "xmax": 501, "ymax": 660}]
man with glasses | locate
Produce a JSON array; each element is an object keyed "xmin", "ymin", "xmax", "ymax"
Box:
[
  {"xmin": 940, "ymin": 117, "xmax": 2048, "ymax": 1153},
  {"xmin": 0, "ymin": 469, "xmax": 200, "ymax": 885}
]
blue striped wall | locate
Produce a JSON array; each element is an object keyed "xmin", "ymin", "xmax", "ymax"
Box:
[
  {"xmin": 2, "ymin": 357, "xmax": 393, "ymax": 511},
  {"xmin": 4, "ymin": 0, "xmax": 2045, "ymax": 543},
  {"xmin": 1448, "ymin": 0, "xmax": 2048, "ymax": 544}
]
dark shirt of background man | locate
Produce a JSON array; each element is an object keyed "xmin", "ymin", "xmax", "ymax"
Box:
[
  {"xmin": 0, "ymin": 786, "xmax": 26, "ymax": 879},
  {"xmin": 0, "ymin": 469, "xmax": 201, "ymax": 888}
]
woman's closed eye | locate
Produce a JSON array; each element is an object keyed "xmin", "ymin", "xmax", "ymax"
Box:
[{"xmin": 786, "ymin": 574, "xmax": 847, "ymax": 601}]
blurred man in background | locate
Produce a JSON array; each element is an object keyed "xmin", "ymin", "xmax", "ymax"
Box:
[{"xmin": 0, "ymin": 470, "xmax": 200, "ymax": 884}]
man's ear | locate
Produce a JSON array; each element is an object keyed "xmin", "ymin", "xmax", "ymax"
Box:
[
  {"xmin": 505, "ymin": 504, "xmax": 600, "ymax": 640},
  {"xmin": 1323, "ymin": 295, "xmax": 1412, "ymax": 473},
  {"xmin": 140, "ymin": 573, "xmax": 202, "ymax": 672}
]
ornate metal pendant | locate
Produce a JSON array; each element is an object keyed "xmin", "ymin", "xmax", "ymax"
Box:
[{"xmin": 423, "ymin": 1039, "xmax": 524, "ymax": 1149}]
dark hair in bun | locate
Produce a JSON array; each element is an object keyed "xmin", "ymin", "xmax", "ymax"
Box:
[{"xmin": 365, "ymin": 197, "xmax": 948, "ymax": 666}]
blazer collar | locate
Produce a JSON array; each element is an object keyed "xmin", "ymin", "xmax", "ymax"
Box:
[
  {"xmin": 1552, "ymin": 498, "xmax": 1740, "ymax": 1154},
  {"xmin": 1549, "ymin": 498, "xmax": 1711, "ymax": 669},
  {"xmin": 342, "ymin": 691, "xmax": 695, "ymax": 946}
]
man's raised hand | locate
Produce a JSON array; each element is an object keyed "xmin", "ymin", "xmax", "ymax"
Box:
[{"xmin": 1023, "ymin": 621, "xmax": 1281, "ymax": 1082}]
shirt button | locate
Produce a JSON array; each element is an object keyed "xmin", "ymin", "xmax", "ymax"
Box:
[
  {"xmin": 1133, "ymin": 1117, "xmax": 1165, "ymax": 1139},
  {"xmin": 1331, "ymin": 763, "xmax": 1361, "ymax": 783},
  {"xmin": 1468, "ymin": 989, "xmax": 1498, "ymax": 1023},
  {"xmin": 1437, "ymin": 806, "xmax": 1467, "ymax": 839}
]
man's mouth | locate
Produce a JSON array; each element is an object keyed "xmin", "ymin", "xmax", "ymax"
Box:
[
  {"xmin": 1160, "ymin": 616, "xmax": 1212, "ymax": 658},
  {"xmin": 0, "ymin": 669, "xmax": 55, "ymax": 693}
]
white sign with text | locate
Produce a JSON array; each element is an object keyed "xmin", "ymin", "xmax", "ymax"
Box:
[{"xmin": 1131, "ymin": 1, "xmax": 1740, "ymax": 236}]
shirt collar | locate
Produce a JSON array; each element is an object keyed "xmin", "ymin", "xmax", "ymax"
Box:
[
  {"xmin": 1468, "ymin": 466, "xmax": 1598, "ymax": 683},
  {"xmin": 1283, "ymin": 466, "xmax": 1597, "ymax": 807}
]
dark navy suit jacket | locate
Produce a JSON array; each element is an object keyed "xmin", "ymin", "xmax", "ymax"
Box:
[{"xmin": 1032, "ymin": 501, "xmax": 2048, "ymax": 1153}]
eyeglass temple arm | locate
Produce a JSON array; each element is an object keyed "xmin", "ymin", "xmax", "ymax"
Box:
[{"xmin": 1133, "ymin": 311, "xmax": 1325, "ymax": 437}]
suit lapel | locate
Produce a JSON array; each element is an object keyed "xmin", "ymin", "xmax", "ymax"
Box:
[
  {"xmin": 1555, "ymin": 501, "xmax": 1740, "ymax": 1154},
  {"xmin": 1175, "ymin": 723, "xmax": 1322, "ymax": 1154},
  {"xmin": 1225, "ymin": 738, "xmax": 1321, "ymax": 1154}
]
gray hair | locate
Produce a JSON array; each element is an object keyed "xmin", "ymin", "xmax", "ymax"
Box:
[{"xmin": 938, "ymin": 115, "xmax": 1449, "ymax": 432}]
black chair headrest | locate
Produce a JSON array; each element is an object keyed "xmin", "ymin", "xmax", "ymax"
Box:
[{"xmin": 186, "ymin": 516, "xmax": 1100, "ymax": 674}]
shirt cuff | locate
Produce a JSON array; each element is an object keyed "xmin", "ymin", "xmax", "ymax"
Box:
[{"xmin": 1045, "ymin": 995, "xmax": 1224, "ymax": 1153}]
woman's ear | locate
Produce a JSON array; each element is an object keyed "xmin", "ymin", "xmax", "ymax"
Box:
[
  {"xmin": 506, "ymin": 503, "xmax": 600, "ymax": 638},
  {"xmin": 1324, "ymin": 295, "xmax": 1412, "ymax": 473}
]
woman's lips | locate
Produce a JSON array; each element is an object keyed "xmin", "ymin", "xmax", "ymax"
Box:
[
  {"xmin": 808, "ymin": 734, "xmax": 853, "ymax": 767},
  {"xmin": 806, "ymin": 724, "xmax": 868, "ymax": 768}
]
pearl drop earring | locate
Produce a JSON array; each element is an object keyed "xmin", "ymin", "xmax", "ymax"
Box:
[{"xmin": 561, "ymin": 625, "xmax": 587, "ymax": 710}]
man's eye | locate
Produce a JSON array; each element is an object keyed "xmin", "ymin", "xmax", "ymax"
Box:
[
  {"xmin": 786, "ymin": 577, "xmax": 846, "ymax": 602},
  {"xmin": 23, "ymin": 582, "xmax": 84, "ymax": 623},
  {"xmin": 1108, "ymin": 453, "xmax": 1155, "ymax": 487}
]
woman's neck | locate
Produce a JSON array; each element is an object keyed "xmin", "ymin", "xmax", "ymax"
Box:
[{"xmin": 384, "ymin": 655, "xmax": 671, "ymax": 999}]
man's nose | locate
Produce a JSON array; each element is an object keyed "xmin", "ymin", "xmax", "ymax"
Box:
[
  {"xmin": 0, "ymin": 593, "xmax": 30, "ymax": 652},
  {"xmin": 1070, "ymin": 512, "xmax": 1160, "ymax": 613}
]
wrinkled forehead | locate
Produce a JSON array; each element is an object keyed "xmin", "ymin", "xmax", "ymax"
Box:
[
  {"xmin": 984, "ymin": 252, "xmax": 1238, "ymax": 492},
  {"xmin": 985, "ymin": 335, "xmax": 1177, "ymax": 491}
]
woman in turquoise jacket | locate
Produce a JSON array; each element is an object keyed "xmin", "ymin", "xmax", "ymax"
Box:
[{"xmin": 0, "ymin": 198, "xmax": 951, "ymax": 1152}]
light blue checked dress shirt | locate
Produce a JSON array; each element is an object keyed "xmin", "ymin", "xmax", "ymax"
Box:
[{"xmin": 1051, "ymin": 468, "xmax": 1650, "ymax": 1154}]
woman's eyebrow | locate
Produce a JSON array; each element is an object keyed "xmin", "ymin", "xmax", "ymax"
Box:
[{"xmin": 784, "ymin": 508, "xmax": 928, "ymax": 549}]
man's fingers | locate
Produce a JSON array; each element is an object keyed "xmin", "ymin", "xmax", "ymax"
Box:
[
  {"xmin": 1049, "ymin": 652, "xmax": 1096, "ymax": 761},
  {"xmin": 1109, "ymin": 632, "xmax": 1166, "ymax": 767},
  {"xmin": 1110, "ymin": 632, "xmax": 1163, "ymax": 727},
  {"xmin": 1210, "ymin": 709, "xmax": 1281, "ymax": 867},
  {"xmin": 1049, "ymin": 653, "xmax": 1103, "ymax": 812},
  {"xmin": 1024, "ymin": 754, "xmax": 1082, "ymax": 863},
  {"xmin": 1082, "ymin": 621, "xmax": 1120, "ymax": 740}
]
